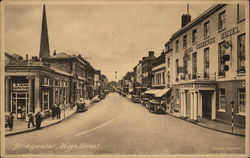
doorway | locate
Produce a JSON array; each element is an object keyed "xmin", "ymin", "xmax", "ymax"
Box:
[
  {"xmin": 202, "ymin": 91, "xmax": 212, "ymax": 119},
  {"xmin": 11, "ymin": 92, "xmax": 29, "ymax": 119}
]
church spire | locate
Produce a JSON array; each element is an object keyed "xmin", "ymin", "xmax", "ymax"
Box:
[{"xmin": 39, "ymin": 5, "xmax": 50, "ymax": 59}]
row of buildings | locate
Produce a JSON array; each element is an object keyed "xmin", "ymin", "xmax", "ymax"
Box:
[
  {"xmin": 4, "ymin": 6, "xmax": 109, "ymax": 119},
  {"xmin": 120, "ymin": 4, "xmax": 247, "ymax": 127}
]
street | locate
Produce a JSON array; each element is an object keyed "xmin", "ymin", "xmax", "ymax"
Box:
[{"xmin": 5, "ymin": 93, "xmax": 244, "ymax": 155}]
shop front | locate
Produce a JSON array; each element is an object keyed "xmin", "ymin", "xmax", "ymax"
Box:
[
  {"xmin": 6, "ymin": 76, "xmax": 34, "ymax": 119},
  {"xmin": 180, "ymin": 82, "xmax": 216, "ymax": 121}
]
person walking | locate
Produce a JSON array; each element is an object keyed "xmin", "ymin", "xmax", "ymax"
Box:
[
  {"xmin": 51, "ymin": 104, "xmax": 56, "ymax": 120},
  {"xmin": 56, "ymin": 105, "xmax": 61, "ymax": 120},
  {"xmin": 7, "ymin": 112, "xmax": 14, "ymax": 131},
  {"xmin": 170, "ymin": 96, "xmax": 174, "ymax": 114},
  {"xmin": 35, "ymin": 112, "xmax": 42, "ymax": 129},
  {"xmin": 27, "ymin": 110, "xmax": 35, "ymax": 128}
]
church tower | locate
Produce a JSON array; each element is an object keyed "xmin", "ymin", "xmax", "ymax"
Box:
[{"xmin": 39, "ymin": 5, "xmax": 50, "ymax": 59}]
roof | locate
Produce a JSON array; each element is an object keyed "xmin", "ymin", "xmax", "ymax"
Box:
[{"xmin": 171, "ymin": 4, "xmax": 226, "ymax": 40}]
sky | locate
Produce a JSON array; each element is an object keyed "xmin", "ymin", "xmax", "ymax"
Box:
[{"xmin": 5, "ymin": 2, "xmax": 213, "ymax": 81}]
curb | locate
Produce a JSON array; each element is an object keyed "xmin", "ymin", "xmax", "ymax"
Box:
[{"xmin": 168, "ymin": 113, "xmax": 245, "ymax": 137}]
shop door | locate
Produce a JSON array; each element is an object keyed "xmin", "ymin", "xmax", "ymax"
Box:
[
  {"xmin": 11, "ymin": 92, "xmax": 29, "ymax": 119},
  {"xmin": 202, "ymin": 91, "xmax": 212, "ymax": 119}
]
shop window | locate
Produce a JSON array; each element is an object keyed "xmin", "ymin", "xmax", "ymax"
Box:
[
  {"xmin": 218, "ymin": 89, "xmax": 226, "ymax": 112},
  {"xmin": 183, "ymin": 35, "xmax": 187, "ymax": 48},
  {"xmin": 218, "ymin": 42, "xmax": 226, "ymax": 76},
  {"xmin": 204, "ymin": 21, "xmax": 210, "ymax": 38},
  {"xmin": 176, "ymin": 40, "xmax": 179, "ymax": 52},
  {"xmin": 237, "ymin": 4, "xmax": 245, "ymax": 22},
  {"xmin": 204, "ymin": 48, "xmax": 209, "ymax": 78},
  {"xmin": 192, "ymin": 29, "xmax": 197, "ymax": 43},
  {"xmin": 218, "ymin": 11, "xmax": 226, "ymax": 31},
  {"xmin": 237, "ymin": 88, "xmax": 245, "ymax": 114},
  {"xmin": 237, "ymin": 34, "xmax": 245, "ymax": 74}
]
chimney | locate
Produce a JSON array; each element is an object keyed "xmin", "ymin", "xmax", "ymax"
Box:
[
  {"xmin": 26, "ymin": 54, "xmax": 28, "ymax": 60},
  {"xmin": 148, "ymin": 51, "xmax": 154, "ymax": 57},
  {"xmin": 53, "ymin": 50, "xmax": 56, "ymax": 56},
  {"xmin": 181, "ymin": 14, "xmax": 191, "ymax": 27}
]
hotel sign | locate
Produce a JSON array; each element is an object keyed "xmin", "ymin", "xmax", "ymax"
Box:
[
  {"xmin": 12, "ymin": 83, "xmax": 29, "ymax": 91},
  {"xmin": 180, "ymin": 83, "xmax": 215, "ymax": 89},
  {"xmin": 196, "ymin": 37, "xmax": 215, "ymax": 49},
  {"xmin": 221, "ymin": 26, "xmax": 240, "ymax": 39}
]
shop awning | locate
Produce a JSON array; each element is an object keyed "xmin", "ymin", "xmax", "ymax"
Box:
[
  {"xmin": 144, "ymin": 89, "xmax": 157, "ymax": 94},
  {"xmin": 154, "ymin": 88, "xmax": 171, "ymax": 97}
]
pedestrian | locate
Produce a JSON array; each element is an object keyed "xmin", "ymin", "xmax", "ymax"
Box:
[
  {"xmin": 7, "ymin": 112, "xmax": 14, "ymax": 131},
  {"xmin": 170, "ymin": 96, "xmax": 174, "ymax": 114},
  {"xmin": 56, "ymin": 105, "xmax": 61, "ymax": 120},
  {"xmin": 51, "ymin": 104, "xmax": 56, "ymax": 120},
  {"xmin": 35, "ymin": 112, "xmax": 42, "ymax": 129},
  {"xmin": 27, "ymin": 110, "xmax": 35, "ymax": 128}
]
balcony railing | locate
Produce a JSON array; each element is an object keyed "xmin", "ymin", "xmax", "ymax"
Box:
[{"xmin": 179, "ymin": 72, "xmax": 216, "ymax": 82}]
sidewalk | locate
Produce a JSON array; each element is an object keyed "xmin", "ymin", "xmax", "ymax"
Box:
[
  {"xmin": 168, "ymin": 111, "xmax": 245, "ymax": 137},
  {"xmin": 5, "ymin": 100, "xmax": 92, "ymax": 137}
]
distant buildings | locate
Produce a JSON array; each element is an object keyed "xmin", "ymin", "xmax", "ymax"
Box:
[{"xmin": 121, "ymin": 4, "xmax": 246, "ymax": 127}]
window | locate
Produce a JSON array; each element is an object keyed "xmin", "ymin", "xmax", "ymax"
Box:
[
  {"xmin": 176, "ymin": 40, "xmax": 179, "ymax": 52},
  {"xmin": 237, "ymin": 88, "xmax": 245, "ymax": 114},
  {"xmin": 237, "ymin": 4, "xmax": 245, "ymax": 22},
  {"xmin": 204, "ymin": 21, "xmax": 210, "ymax": 38},
  {"xmin": 167, "ymin": 58, "xmax": 170, "ymax": 68},
  {"xmin": 219, "ymin": 89, "xmax": 226, "ymax": 112},
  {"xmin": 176, "ymin": 59, "xmax": 179, "ymax": 75},
  {"xmin": 162, "ymin": 72, "xmax": 165, "ymax": 84},
  {"xmin": 167, "ymin": 71, "xmax": 170, "ymax": 87},
  {"xmin": 192, "ymin": 53, "xmax": 197, "ymax": 78},
  {"xmin": 183, "ymin": 35, "xmax": 187, "ymax": 48},
  {"xmin": 237, "ymin": 34, "xmax": 245, "ymax": 73},
  {"xmin": 192, "ymin": 29, "xmax": 197, "ymax": 43},
  {"xmin": 218, "ymin": 42, "xmax": 226, "ymax": 76},
  {"xmin": 204, "ymin": 48, "xmax": 209, "ymax": 77},
  {"xmin": 218, "ymin": 11, "xmax": 226, "ymax": 30}
]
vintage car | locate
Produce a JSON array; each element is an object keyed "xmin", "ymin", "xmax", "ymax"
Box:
[
  {"xmin": 92, "ymin": 95, "xmax": 101, "ymax": 103},
  {"xmin": 76, "ymin": 98, "xmax": 88, "ymax": 112},
  {"xmin": 131, "ymin": 94, "xmax": 141, "ymax": 103},
  {"xmin": 148, "ymin": 99, "xmax": 166, "ymax": 114}
]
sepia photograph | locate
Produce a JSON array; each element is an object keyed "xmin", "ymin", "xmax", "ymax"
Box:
[{"xmin": 1, "ymin": 0, "xmax": 249, "ymax": 157}]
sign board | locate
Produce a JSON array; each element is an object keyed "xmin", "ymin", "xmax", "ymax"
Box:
[{"xmin": 12, "ymin": 83, "xmax": 29, "ymax": 91}]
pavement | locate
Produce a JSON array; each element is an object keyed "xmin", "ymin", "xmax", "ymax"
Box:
[
  {"xmin": 5, "ymin": 100, "xmax": 92, "ymax": 137},
  {"xmin": 125, "ymin": 94, "xmax": 245, "ymax": 137}
]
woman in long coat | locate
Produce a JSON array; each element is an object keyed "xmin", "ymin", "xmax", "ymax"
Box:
[
  {"xmin": 35, "ymin": 112, "xmax": 43, "ymax": 129},
  {"xmin": 7, "ymin": 113, "xmax": 14, "ymax": 130}
]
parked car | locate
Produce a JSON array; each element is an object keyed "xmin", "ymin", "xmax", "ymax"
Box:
[
  {"xmin": 92, "ymin": 95, "xmax": 101, "ymax": 103},
  {"xmin": 131, "ymin": 95, "xmax": 141, "ymax": 103},
  {"xmin": 76, "ymin": 98, "xmax": 88, "ymax": 112},
  {"xmin": 148, "ymin": 99, "xmax": 166, "ymax": 114}
]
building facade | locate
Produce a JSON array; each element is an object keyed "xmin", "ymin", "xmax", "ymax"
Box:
[
  {"xmin": 141, "ymin": 51, "xmax": 155, "ymax": 88},
  {"xmin": 169, "ymin": 4, "xmax": 246, "ymax": 126}
]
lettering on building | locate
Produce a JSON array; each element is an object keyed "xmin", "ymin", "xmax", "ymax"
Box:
[
  {"xmin": 221, "ymin": 26, "xmax": 240, "ymax": 39},
  {"xmin": 195, "ymin": 83, "xmax": 215, "ymax": 88},
  {"xmin": 196, "ymin": 37, "xmax": 216, "ymax": 49},
  {"xmin": 12, "ymin": 83, "xmax": 29, "ymax": 91}
]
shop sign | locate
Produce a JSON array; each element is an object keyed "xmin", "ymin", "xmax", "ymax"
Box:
[
  {"xmin": 221, "ymin": 26, "xmax": 240, "ymax": 39},
  {"xmin": 12, "ymin": 83, "xmax": 28, "ymax": 90},
  {"xmin": 196, "ymin": 37, "xmax": 215, "ymax": 49},
  {"xmin": 195, "ymin": 83, "xmax": 215, "ymax": 88}
]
